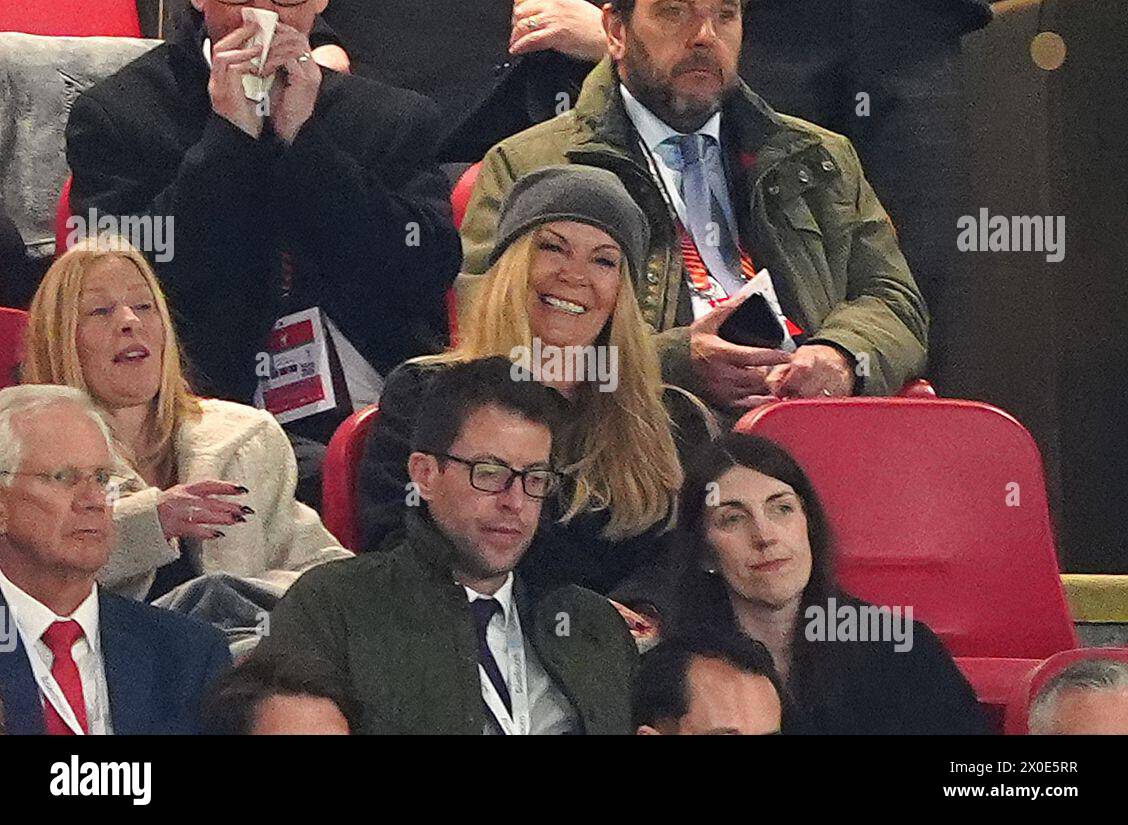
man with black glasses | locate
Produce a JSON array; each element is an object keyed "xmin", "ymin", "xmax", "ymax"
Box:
[{"xmin": 255, "ymin": 357, "xmax": 638, "ymax": 734}]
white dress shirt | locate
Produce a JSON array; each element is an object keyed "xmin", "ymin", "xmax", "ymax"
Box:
[
  {"xmin": 464, "ymin": 573, "xmax": 580, "ymax": 735},
  {"xmin": 0, "ymin": 567, "xmax": 113, "ymax": 734}
]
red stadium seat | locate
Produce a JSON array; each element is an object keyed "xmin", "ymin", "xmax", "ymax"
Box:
[
  {"xmin": 736, "ymin": 397, "xmax": 1076, "ymax": 660},
  {"xmin": 55, "ymin": 175, "xmax": 74, "ymax": 257},
  {"xmin": 0, "ymin": 307, "xmax": 29, "ymax": 389},
  {"xmin": 956, "ymin": 657, "xmax": 1043, "ymax": 734},
  {"xmin": 0, "ymin": 1, "xmax": 141, "ymax": 37},
  {"xmin": 446, "ymin": 162, "xmax": 483, "ymax": 345},
  {"xmin": 321, "ymin": 403, "xmax": 381, "ymax": 552},
  {"xmin": 1004, "ymin": 647, "xmax": 1128, "ymax": 735},
  {"xmin": 450, "ymin": 162, "xmax": 481, "ymax": 231}
]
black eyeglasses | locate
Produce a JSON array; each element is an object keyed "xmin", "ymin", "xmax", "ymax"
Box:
[{"xmin": 431, "ymin": 453, "xmax": 560, "ymax": 500}]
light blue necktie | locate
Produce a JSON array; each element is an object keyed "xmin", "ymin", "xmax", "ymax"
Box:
[{"xmin": 656, "ymin": 133, "xmax": 744, "ymax": 296}]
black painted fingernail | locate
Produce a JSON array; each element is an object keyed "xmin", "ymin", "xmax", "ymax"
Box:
[
  {"xmin": 241, "ymin": 506, "xmax": 255, "ymax": 515},
  {"xmin": 235, "ymin": 486, "xmax": 249, "ymax": 494},
  {"xmin": 235, "ymin": 515, "xmax": 247, "ymax": 523},
  {"xmin": 213, "ymin": 530, "xmax": 226, "ymax": 538}
]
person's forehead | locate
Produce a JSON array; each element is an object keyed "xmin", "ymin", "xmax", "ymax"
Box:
[
  {"xmin": 684, "ymin": 657, "xmax": 781, "ymax": 727},
  {"xmin": 641, "ymin": 0, "xmax": 743, "ymax": 11},
  {"xmin": 254, "ymin": 694, "xmax": 349, "ymax": 728},
  {"xmin": 81, "ymin": 257, "xmax": 148, "ymax": 292},
  {"xmin": 453, "ymin": 405, "xmax": 552, "ymax": 459},
  {"xmin": 14, "ymin": 404, "xmax": 110, "ymax": 466},
  {"xmin": 687, "ymin": 655, "xmax": 770, "ymax": 691},
  {"xmin": 715, "ymin": 466, "xmax": 796, "ymax": 500},
  {"xmin": 1058, "ymin": 686, "xmax": 1128, "ymax": 715},
  {"xmin": 538, "ymin": 221, "xmax": 620, "ymax": 251}
]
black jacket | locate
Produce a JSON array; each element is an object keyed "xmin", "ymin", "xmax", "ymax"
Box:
[
  {"xmin": 320, "ymin": 0, "xmax": 598, "ymax": 163},
  {"xmin": 790, "ymin": 595, "xmax": 990, "ymax": 735},
  {"xmin": 66, "ymin": 22, "xmax": 462, "ymax": 405},
  {"xmin": 358, "ymin": 360, "xmax": 713, "ymax": 598},
  {"xmin": 674, "ymin": 581, "xmax": 990, "ymax": 735},
  {"xmin": 255, "ymin": 510, "xmax": 638, "ymax": 735}
]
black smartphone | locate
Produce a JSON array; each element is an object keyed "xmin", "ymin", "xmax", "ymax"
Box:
[{"xmin": 717, "ymin": 292, "xmax": 785, "ymax": 348}]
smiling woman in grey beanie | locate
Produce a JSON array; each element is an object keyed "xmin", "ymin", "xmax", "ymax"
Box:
[
  {"xmin": 487, "ymin": 165, "xmax": 651, "ymax": 284},
  {"xmin": 358, "ymin": 165, "xmax": 714, "ymax": 601}
]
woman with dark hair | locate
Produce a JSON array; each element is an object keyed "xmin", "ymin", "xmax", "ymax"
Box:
[{"xmin": 669, "ymin": 432, "xmax": 989, "ymax": 735}]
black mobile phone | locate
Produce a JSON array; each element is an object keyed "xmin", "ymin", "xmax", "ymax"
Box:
[{"xmin": 717, "ymin": 292, "xmax": 785, "ymax": 348}]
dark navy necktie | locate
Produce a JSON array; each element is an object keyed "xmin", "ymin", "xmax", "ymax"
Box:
[{"xmin": 470, "ymin": 597, "xmax": 512, "ymax": 718}]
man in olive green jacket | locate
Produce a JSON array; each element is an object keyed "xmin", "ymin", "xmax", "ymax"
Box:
[
  {"xmin": 256, "ymin": 358, "xmax": 638, "ymax": 734},
  {"xmin": 460, "ymin": 0, "xmax": 928, "ymax": 407}
]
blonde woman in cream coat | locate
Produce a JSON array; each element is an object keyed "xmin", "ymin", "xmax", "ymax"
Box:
[{"xmin": 22, "ymin": 236, "xmax": 352, "ymax": 602}]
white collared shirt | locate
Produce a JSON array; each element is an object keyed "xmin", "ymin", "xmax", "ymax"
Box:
[
  {"xmin": 0, "ymin": 567, "xmax": 113, "ymax": 735},
  {"xmin": 620, "ymin": 83, "xmax": 725, "ymax": 230},
  {"xmin": 464, "ymin": 573, "xmax": 580, "ymax": 735}
]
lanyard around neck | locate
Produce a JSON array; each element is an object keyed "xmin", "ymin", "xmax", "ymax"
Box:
[{"xmin": 478, "ymin": 598, "xmax": 532, "ymax": 735}]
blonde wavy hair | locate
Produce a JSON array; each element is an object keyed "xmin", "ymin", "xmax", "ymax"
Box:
[
  {"xmin": 22, "ymin": 234, "xmax": 200, "ymax": 470},
  {"xmin": 423, "ymin": 231, "xmax": 683, "ymax": 540}
]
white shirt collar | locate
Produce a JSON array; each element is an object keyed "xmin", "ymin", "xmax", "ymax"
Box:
[
  {"xmin": 463, "ymin": 572, "xmax": 516, "ymax": 623},
  {"xmin": 619, "ymin": 83, "xmax": 722, "ymax": 153},
  {"xmin": 0, "ymin": 565, "xmax": 100, "ymax": 651}
]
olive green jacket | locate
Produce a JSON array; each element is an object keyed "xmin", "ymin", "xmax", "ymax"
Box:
[
  {"xmin": 256, "ymin": 511, "xmax": 639, "ymax": 735},
  {"xmin": 459, "ymin": 60, "xmax": 929, "ymax": 396}
]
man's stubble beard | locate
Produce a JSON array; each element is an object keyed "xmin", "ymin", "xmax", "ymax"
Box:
[
  {"xmin": 441, "ymin": 519, "xmax": 530, "ymax": 585},
  {"xmin": 619, "ymin": 28, "xmax": 737, "ymax": 134}
]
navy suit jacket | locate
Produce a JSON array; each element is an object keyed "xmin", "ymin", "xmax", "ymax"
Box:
[{"xmin": 0, "ymin": 589, "xmax": 230, "ymax": 735}]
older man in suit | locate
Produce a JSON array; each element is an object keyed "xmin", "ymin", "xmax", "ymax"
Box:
[{"xmin": 0, "ymin": 385, "xmax": 230, "ymax": 735}]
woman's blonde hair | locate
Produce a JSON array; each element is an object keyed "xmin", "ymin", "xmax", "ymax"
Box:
[
  {"xmin": 22, "ymin": 234, "xmax": 200, "ymax": 469},
  {"xmin": 421, "ymin": 230, "xmax": 683, "ymax": 540}
]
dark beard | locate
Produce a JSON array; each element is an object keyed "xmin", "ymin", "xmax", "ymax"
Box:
[{"xmin": 619, "ymin": 29, "xmax": 736, "ymax": 133}]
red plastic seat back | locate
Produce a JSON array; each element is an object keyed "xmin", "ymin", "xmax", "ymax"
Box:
[
  {"xmin": 322, "ymin": 404, "xmax": 381, "ymax": 552},
  {"xmin": 0, "ymin": 308, "xmax": 29, "ymax": 389},
  {"xmin": 1005, "ymin": 647, "xmax": 1128, "ymax": 734},
  {"xmin": 737, "ymin": 398, "xmax": 1076, "ymax": 660},
  {"xmin": 55, "ymin": 175, "xmax": 74, "ymax": 257},
  {"xmin": 446, "ymin": 162, "xmax": 483, "ymax": 346},
  {"xmin": 0, "ymin": 1, "xmax": 141, "ymax": 37},
  {"xmin": 450, "ymin": 162, "xmax": 481, "ymax": 231}
]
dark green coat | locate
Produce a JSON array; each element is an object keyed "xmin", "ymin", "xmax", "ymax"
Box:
[
  {"xmin": 459, "ymin": 60, "xmax": 929, "ymax": 397},
  {"xmin": 256, "ymin": 512, "xmax": 639, "ymax": 734}
]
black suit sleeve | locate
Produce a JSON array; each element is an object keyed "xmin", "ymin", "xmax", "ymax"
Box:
[
  {"xmin": 67, "ymin": 95, "xmax": 276, "ymax": 289},
  {"xmin": 189, "ymin": 627, "xmax": 233, "ymax": 735}
]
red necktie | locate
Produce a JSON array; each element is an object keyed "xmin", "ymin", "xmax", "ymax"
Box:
[{"xmin": 40, "ymin": 620, "xmax": 89, "ymax": 735}]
